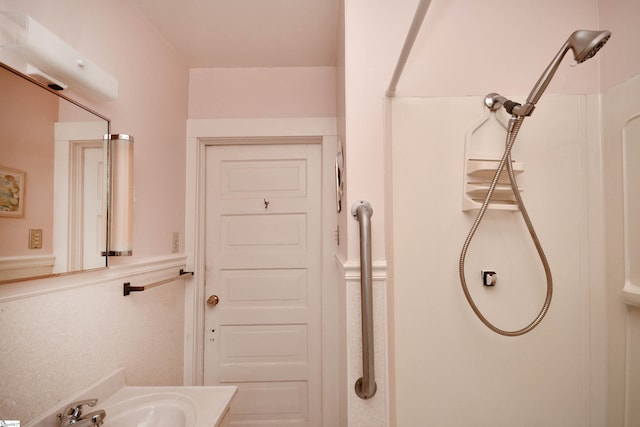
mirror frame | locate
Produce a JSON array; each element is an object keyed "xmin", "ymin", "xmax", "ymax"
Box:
[{"xmin": 0, "ymin": 61, "xmax": 111, "ymax": 283}]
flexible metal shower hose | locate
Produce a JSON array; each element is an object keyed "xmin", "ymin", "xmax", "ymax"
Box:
[{"xmin": 459, "ymin": 115, "xmax": 553, "ymax": 336}]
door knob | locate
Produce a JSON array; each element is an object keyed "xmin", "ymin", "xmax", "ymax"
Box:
[{"xmin": 207, "ymin": 295, "xmax": 219, "ymax": 307}]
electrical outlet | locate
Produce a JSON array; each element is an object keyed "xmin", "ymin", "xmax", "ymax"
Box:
[{"xmin": 172, "ymin": 231, "xmax": 180, "ymax": 253}]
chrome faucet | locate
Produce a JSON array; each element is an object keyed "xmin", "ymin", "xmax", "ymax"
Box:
[{"xmin": 57, "ymin": 399, "xmax": 107, "ymax": 426}]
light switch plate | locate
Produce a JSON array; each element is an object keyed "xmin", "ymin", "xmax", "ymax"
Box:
[{"xmin": 29, "ymin": 228, "xmax": 43, "ymax": 249}]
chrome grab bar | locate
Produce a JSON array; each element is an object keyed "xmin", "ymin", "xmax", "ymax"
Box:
[{"xmin": 351, "ymin": 200, "xmax": 377, "ymax": 399}]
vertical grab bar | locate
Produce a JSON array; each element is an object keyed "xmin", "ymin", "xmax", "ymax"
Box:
[{"xmin": 351, "ymin": 200, "xmax": 377, "ymax": 399}]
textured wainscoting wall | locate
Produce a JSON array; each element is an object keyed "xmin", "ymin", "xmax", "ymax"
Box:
[
  {"xmin": 337, "ymin": 255, "xmax": 389, "ymax": 427},
  {"xmin": 0, "ymin": 256, "xmax": 187, "ymax": 422}
]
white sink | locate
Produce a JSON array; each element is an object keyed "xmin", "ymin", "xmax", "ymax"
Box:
[
  {"xmin": 99, "ymin": 387, "xmax": 235, "ymax": 427},
  {"xmin": 26, "ymin": 370, "xmax": 236, "ymax": 427},
  {"xmin": 101, "ymin": 392, "xmax": 195, "ymax": 427}
]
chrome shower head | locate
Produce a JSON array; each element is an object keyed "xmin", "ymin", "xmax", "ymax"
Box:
[
  {"xmin": 510, "ymin": 29, "xmax": 611, "ymax": 116},
  {"xmin": 569, "ymin": 30, "xmax": 611, "ymax": 64}
]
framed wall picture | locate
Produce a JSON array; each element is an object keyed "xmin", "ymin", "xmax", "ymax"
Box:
[{"xmin": 0, "ymin": 166, "xmax": 25, "ymax": 217}]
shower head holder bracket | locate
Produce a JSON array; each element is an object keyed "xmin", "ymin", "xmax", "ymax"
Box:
[
  {"xmin": 484, "ymin": 93, "xmax": 507, "ymax": 111},
  {"xmin": 484, "ymin": 93, "xmax": 531, "ymax": 116}
]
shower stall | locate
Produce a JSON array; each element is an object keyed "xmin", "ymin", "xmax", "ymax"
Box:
[{"xmin": 339, "ymin": 0, "xmax": 639, "ymax": 426}]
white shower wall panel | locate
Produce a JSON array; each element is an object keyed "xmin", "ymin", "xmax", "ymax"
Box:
[
  {"xmin": 390, "ymin": 95, "xmax": 599, "ymax": 426},
  {"xmin": 602, "ymin": 73, "xmax": 640, "ymax": 427}
]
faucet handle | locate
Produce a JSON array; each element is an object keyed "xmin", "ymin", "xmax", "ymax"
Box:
[{"xmin": 58, "ymin": 398, "xmax": 98, "ymax": 420}]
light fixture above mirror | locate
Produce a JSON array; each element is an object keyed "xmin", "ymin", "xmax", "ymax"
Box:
[{"xmin": 0, "ymin": 11, "xmax": 118, "ymax": 101}]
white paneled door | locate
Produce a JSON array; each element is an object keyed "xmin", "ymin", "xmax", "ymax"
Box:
[
  {"xmin": 68, "ymin": 141, "xmax": 105, "ymax": 271},
  {"xmin": 204, "ymin": 142, "xmax": 322, "ymax": 426},
  {"xmin": 80, "ymin": 145, "xmax": 105, "ymax": 268}
]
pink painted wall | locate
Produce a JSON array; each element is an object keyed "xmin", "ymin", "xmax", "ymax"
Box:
[
  {"xmin": 188, "ymin": 67, "xmax": 336, "ymax": 119},
  {"xmin": 599, "ymin": 0, "xmax": 640, "ymax": 90},
  {"xmin": 392, "ymin": 0, "xmax": 602, "ymax": 97}
]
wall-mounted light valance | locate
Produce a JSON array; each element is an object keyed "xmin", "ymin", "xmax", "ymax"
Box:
[{"xmin": 0, "ymin": 11, "xmax": 118, "ymax": 101}]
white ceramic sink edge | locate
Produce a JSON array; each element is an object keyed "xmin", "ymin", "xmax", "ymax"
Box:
[
  {"xmin": 25, "ymin": 369, "xmax": 236, "ymax": 427},
  {"xmin": 100, "ymin": 386, "xmax": 237, "ymax": 427}
]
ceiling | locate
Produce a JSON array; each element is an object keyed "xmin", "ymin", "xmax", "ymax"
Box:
[{"xmin": 130, "ymin": 0, "xmax": 339, "ymax": 68}]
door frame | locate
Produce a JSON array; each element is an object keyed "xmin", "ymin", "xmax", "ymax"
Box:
[
  {"xmin": 54, "ymin": 122, "xmax": 108, "ymax": 273},
  {"xmin": 184, "ymin": 118, "xmax": 341, "ymax": 426},
  {"xmin": 68, "ymin": 140, "xmax": 104, "ymax": 271}
]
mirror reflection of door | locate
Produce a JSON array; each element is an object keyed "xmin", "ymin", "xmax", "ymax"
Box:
[
  {"xmin": 54, "ymin": 123, "xmax": 108, "ymax": 274},
  {"xmin": 68, "ymin": 140, "xmax": 105, "ymax": 271}
]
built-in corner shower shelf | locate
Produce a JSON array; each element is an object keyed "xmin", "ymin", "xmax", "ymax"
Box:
[{"xmin": 462, "ymin": 107, "xmax": 525, "ymax": 212}]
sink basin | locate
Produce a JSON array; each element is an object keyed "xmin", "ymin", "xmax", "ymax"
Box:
[
  {"xmin": 99, "ymin": 387, "xmax": 235, "ymax": 427},
  {"xmin": 26, "ymin": 370, "xmax": 236, "ymax": 427},
  {"xmin": 101, "ymin": 393, "xmax": 196, "ymax": 427}
]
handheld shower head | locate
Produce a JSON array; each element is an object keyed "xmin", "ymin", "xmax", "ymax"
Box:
[
  {"xmin": 569, "ymin": 30, "xmax": 611, "ymax": 64},
  {"xmin": 510, "ymin": 29, "xmax": 611, "ymax": 116}
]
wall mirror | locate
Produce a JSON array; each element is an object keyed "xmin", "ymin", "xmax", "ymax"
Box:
[{"xmin": 0, "ymin": 62, "xmax": 110, "ymax": 283}]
